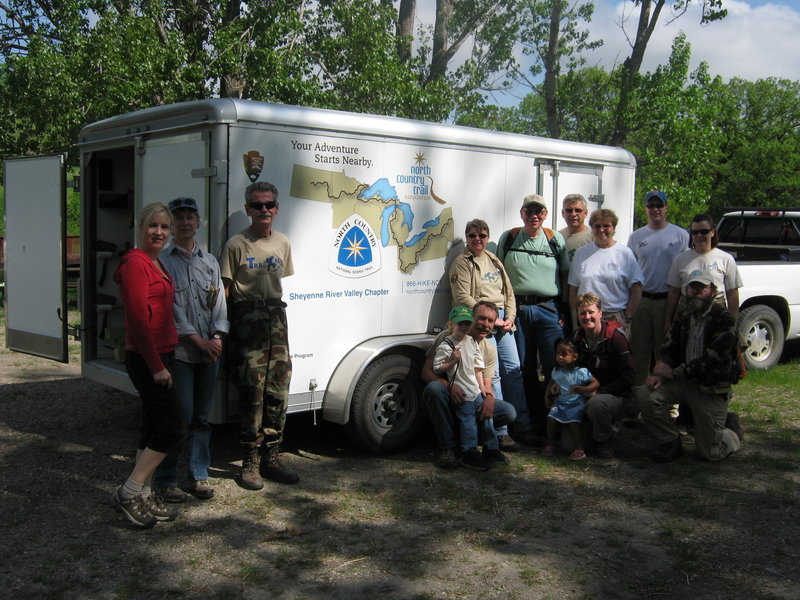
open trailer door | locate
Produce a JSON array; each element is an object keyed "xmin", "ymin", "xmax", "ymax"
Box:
[{"xmin": 3, "ymin": 154, "xmax": 69, "ymax": 362}]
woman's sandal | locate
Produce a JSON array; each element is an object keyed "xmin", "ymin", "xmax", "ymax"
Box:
[
  {"xmin": 542, "ymin": 445, "xmax": 555, "ymax": 457},
  {"xmin": 569, "ymin": 449, "xmax": 586, "ymax": 461}
]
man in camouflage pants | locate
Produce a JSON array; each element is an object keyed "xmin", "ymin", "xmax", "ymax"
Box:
[{"xmin": 221, "ymin": 181, "xmax": 299, "ymax": 489}]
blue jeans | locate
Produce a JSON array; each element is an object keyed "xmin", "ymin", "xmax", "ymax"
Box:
[
  {"xmin": 155, "ymin": 358, "xmax": 220, "ymax": 486},
  {"xmin": 423, "ymin": 381, "xmax": 516, "ymax": 451},
  {"xmin": 492, "ymin": 308, "xmax": 534, "ymax": 435},
  {"xmin": 514, "ymin": 301, "xmax": 564, "ymax": 429},
  {"xmin": 455, "ymin": 393, "xmax": 498, "ymax": 451}
]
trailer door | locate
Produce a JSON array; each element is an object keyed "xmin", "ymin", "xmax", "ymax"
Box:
[{"xmin": 3, "ymin": 154, "xmax": 69, "ymax": 362}]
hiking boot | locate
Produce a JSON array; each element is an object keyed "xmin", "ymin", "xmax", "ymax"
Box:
[
  {"xmin": 726, "ymin": 412, "xmax": 744, "ymax": 441},
  {"xmin": 110, "ymin": 487, "xmax": 157, "ymax": 529},
  {"xmin": 498, "ymin": 435, "xmax": 520, "ymax": 452},
  {"xmin": 651, "ymin": 437, "xmax": 683, "ymax": 463},
  {"xmin": 260, "ymin": 445, "xmax": 300, "ymax": 484},
  {"xmin": 594, "ymin": 439, "xmax": 614, "ymax": 459},
  {"xmin": 512, "ymin": 430, "xmax": 545, "ymax": 447},
  {"xmin": 155, "ymin": 485, "xmax": 188, "ymax": 504},
  {"xmin": 459, "ymin": 449, "xmax": 489, "ymax": 471},
  {"xmin": 191, "ymin": 479, "xmax": 215, "ymax": 500},
  {"xmin": 482, "ymin": 448, "xmax": 510, "ymax": 465},
  {"xmin": 435, "ymin": 448, "xmax": 460, "ymax": 469},
  {"xmin": 240, "ymin": 447, "xmax": 264, "ymax": 490},
  {"xmin": 146, "ymin": 492, "xmax": 180, "ymax": 522}
]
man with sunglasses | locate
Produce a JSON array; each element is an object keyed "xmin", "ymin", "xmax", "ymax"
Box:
[
  {"xmin": 627, "ymin": 190, "xmax": 690, "ymax": 385},
  {"xmin": 220, "ymin": 181, "xmax": 298, "ymax": 490},
  {"xmin": 558, "ymin": 193, "xmax": 593, "ymax": 263},
  {"xmin": 497, "ymin": 195, "xmax": 569, "ymax": 437}
]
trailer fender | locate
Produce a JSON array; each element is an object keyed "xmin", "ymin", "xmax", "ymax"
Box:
[{"xmin": 322, "ymin": 334, "xmax": 433, "ymax": 427}]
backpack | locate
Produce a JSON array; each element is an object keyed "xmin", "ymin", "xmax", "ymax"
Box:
[{"xmin": 502, "ymin": 227, "xmax": 561, "ymax": 259}]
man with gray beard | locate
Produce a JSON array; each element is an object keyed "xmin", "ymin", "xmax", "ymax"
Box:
[{"xmin": 636, "ymin": 272, "xmax": 743, "ymax": 462}]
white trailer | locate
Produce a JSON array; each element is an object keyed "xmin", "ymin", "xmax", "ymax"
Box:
[{"xmin": 3, "ymin": 99, "xmax": 636, "ymax": 452}]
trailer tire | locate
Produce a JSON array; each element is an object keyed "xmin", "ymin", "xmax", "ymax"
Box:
[
  {"xmin": 347, "ymin": 354, "xmax": 423, "ymax": 453},
  {"xmin": 738, "ymin": 305, "xmax": 784, "ymax": 370}
]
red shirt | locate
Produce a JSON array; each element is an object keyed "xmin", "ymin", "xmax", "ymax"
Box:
[{"xmin": 114, "ymin": 249, "xmax": 178, "ymax": 374}]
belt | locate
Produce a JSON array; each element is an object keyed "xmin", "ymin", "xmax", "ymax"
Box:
[
  {"xmin": 515, "ymin": 295, "xmax": 556, "ymax": 305},
  {"xmin": 641, "ymin": 291, "xmax": 668, "ymax": 300},
  {"xmin": 233, "ymin": 298, "xmax": 287, "ymax": 311}
]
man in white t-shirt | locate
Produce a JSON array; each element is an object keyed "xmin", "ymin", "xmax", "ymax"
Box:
[{"xmin": 627, "ymin": 190, "xmax": 690, "ymax": 385}]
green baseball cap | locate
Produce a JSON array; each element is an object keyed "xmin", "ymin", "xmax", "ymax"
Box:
[{"xmin": 448, "ymin": 305, "xmax": 474, "ymax": 323}]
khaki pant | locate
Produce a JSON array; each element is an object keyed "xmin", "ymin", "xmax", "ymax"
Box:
[
  {"xmin": 630, "ymin": 296, "xmax": 667, "ymax": 386},
  {"xmin": 636, "ymin": 379, "xmax": 741, "ymax": 461}
]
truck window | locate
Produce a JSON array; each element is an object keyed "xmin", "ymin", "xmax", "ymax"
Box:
[{"xmin": 742, "ymin": 218, "xmax": 783, "ymax": 245}]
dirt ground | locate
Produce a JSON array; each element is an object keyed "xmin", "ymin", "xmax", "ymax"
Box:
[{"xmin": 1, "ymin": 335, "xmax": 798, "ymax": 599}]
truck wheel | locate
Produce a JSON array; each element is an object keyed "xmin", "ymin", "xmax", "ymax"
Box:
[
  {"xmin": 347, "ymin": 354, "xmax": 423, "ymax": 453},
  {"xmin": 738, "ymin": 305, "xmax": 784, "ymax": 370}
]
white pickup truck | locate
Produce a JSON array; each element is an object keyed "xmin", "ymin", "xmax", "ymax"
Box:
[{"xmin": 717, "ymin": 208, "xmax": 800, "ymax": 370}]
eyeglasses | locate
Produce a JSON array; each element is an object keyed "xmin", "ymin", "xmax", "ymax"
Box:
[
  {"xmin": 592, "ymin": 223, "xmax": 613, "ymax": 230},
  {"xmin": 646, "ymin": 203, "xmax": 665, "ymax": 209},
  {"xmin": 691, "ymin": 228, "xmax": 712, "ymax": 236},
  {"xmin": 563, "ymin": 208, "xmax": 584, "ymax": 214},
  {"xmin": 524, "ymin": 208, "xmax": 544, "ymax": 217},
  {"xmin": 250, "ymin": 201, "xmax": 277, "ymax": 211},
  {"xmin": 467, "ymin": 233, "xmax": 488, "ymax": 239}
]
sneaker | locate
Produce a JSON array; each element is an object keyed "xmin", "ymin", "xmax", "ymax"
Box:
[
  {"xmin": 435, "ymin": 448, "xmax": 460, "ymax": 469},
  {"xmin": 651, "ymin": 437, "xmax": 683, "ymax": 463},
  {"xmin": 512, "ymin": 431, "xmax": 545, "ymax": 447},
  {"xmin": 146, "ymin": 492, "xmax": 180, "ymax": 522},
  {"xmin": 568, "ymin": 448, "xmax": 586, "ymax": 461},
  {"xmin": 497, "ymin": 435, "xmax": 520, "ymax": 452},
  {"xmin": 459, "ymin": 449, "xmax": 489, "ymax": 471},
  {"xmin": 726, "ymin": 412, "xmax": 744, "ymax": 441},
  {"xmin": 155, "ymin": 485, "xmax": 188, "ymax": 504},
  {"xmin": 191, "ymin": 479, "xmax": 215, "ymax": 500},
  {"xmin": 260, "ymin": 445, "xmax": 300, "ymax": 484},
  {"xmin": 482, "ymin": 448, "xmax": 510, "ymax": 465},
  {"xmin": 594, "ymin": 439, "xmax": 614, "ymax": 459},
  {"xmin": 240, "ymin": 447, "xmax": 264, "ymax": 490},
  {"xmin": 110, "ymin": 487, "xmax": 157, "ymax": 529}
]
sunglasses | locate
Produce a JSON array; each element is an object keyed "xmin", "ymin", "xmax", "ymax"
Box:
[
  {"xmin": 563, "ymin": 208, "xmax": 584, "ymax": 214},
  {"xmin": 250, "ymin": 201, "xmax": 277, "ymax": 211},
  {"xmin": 691, "ymin": 228, "xmax": 712, "ymax": 236},
  {"xmin": 646, "ymin": 203, "xmax": 665, "ymax": 209},
  {"xmin": 467, "ymin": 233, "xmax": 488, "ymax": 239},
  {"xmin": 592, "ymin": 223, "xmax": 613, "ymax": 230},
  {"xmin": 524, "ymin": 208, "xmax": 544, "ymax": 217}
]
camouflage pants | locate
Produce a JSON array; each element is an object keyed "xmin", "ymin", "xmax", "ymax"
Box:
[{"xmin": 230, "ymin": 304, "xmax": 292, "ymax": 447}]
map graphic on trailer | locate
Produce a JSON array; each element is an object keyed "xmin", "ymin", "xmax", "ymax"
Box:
[{"xmin": 290, "ymin": 164, "xmax": 454, "ymax": 274}]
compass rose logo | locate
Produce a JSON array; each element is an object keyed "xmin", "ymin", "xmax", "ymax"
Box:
[{"xmin": 330, "ymin": 215, "xmax": 381, "ymax": 278}]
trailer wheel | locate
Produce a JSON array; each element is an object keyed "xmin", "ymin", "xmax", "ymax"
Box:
[
  {"xmin": 347, "ymin": 354, "xmax": 423, "ymax": 453},
  {"xmin": 738, "ymin": 305, "xmax": 784, "ymax": 370}
]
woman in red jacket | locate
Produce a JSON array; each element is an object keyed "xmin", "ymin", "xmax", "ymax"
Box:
[{"xmin": 110, "ymin": 202, "xmax": 185, "ymax": 528}]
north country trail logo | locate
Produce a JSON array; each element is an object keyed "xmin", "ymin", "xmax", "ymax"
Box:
[
  {"xmin": 330, "ymin": 215, "xmax": 381, "ymax": 278},
  {"xmin": 243, "ymin": 150, "xmax": 264, "ymax": 182}
]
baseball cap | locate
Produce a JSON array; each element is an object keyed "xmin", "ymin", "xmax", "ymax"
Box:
[
  {"xmin": 687, "ymin": 270, "xmax": 715, "ymax": 288},
  {"xmin": 644, "ymin": 190, "xmax": 668, "ymax": 205},
  {"xmin": 521, "ymin": 194, "xmax": 547, "ymax": 211},
  {"xmin": 448, "ymin": 305, "xmax": 475, "ymax": 324},
  {"xmin": 169, "ymin": 196, "xmax": 199, "ymax": 213}
]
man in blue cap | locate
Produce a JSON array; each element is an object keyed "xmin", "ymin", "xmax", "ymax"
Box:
[{"xmin": 627, "ymin": 190, "xmax": 690, "ymax": 385}]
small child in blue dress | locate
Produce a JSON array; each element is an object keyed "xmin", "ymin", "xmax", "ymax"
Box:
[{"xmin": 543, "ymin": 338, "xmax": 599, "ymax": 460}]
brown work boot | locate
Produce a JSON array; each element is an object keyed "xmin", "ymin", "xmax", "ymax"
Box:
[
  {"xmin": 260, "ymin": 445, "xmax": 299, "ymax": 484},
  {"xmin": 240, "ymin": 447, "xmax": 264, "ymax": 490}
]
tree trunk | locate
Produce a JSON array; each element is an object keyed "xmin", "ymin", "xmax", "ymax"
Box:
[
  {"xmin": 430, "ymin": 0, "xmax": 454, "ymax": 81},
  {"xmin": 610, "ymin": 0, "xmax": 666, "ymax": 146},
  {"xmin": 397, "ymin": 0, "xmax": 416, "ymax": 64},
  {"xmin": 544, "ymin": 0, "xmax": 562, "ymax": 138}
]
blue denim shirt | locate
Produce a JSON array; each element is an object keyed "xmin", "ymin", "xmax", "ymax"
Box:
[{"xmin": 160, "ymin": 242, "xmax": 229, "ymax": 363}]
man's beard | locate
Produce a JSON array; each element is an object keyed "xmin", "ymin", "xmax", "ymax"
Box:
[{"xmin": 687, "ymin": 296, "xmax": 711, "ymax": 315}]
